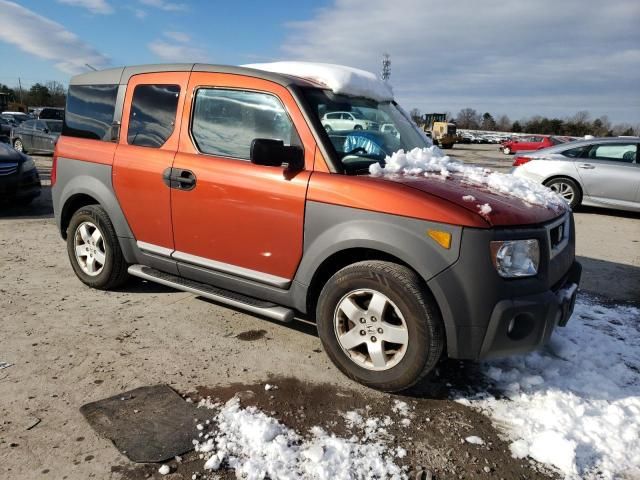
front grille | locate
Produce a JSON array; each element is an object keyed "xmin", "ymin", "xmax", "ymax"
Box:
[
  {"xmin": 0, "ymin": 163, "xmax": 18, "ymax": 176},
  {"xmin": 547, "ymin": 213, "xmax": 570, "ymax": 259}
]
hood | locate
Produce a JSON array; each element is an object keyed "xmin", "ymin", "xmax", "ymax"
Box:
[
  {"xmin": 0, "ymin": 142, "xmax": 24, "ymax": 163},
  {"xmin": 380, "ymin": 173, "xmax": 568, "ymax": 227}
]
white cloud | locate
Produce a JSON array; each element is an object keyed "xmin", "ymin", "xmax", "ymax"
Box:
[
  {"xmin": 0, "ymin": 0, "xmax": 110, "ymax": 74},
  {"xmin": 283, "ymin": 0, "xmax": 640, "ymax": 122},
  {"xmin": 56, "ymin": 0, "xmax": 113, "ymax": 14},
  {"xmin": 148, "ymin": 32, "xmax": 208, "ymax": 62},
  {"xmin": 165, "ymin": 31, "xmax": 191, "ymax": 43},
  {"xmin": 139, "ymin": 0, "xmax": 187, "ymax": 12}
]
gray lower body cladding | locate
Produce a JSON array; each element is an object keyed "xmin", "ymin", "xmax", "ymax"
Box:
[{"xmin": 428, "ymin": 216, "xmax": 580, "ymax": 359}]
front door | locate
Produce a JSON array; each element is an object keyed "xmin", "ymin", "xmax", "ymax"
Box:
[
  {"xmin": 112, "ymin": 72, "xmax": 190, "ymax": 251},
  {"xmin": 575, "ymin": 142, "xmax": 640, "ymax": 206},
  {"xmin": 170, "ymin": 72, "xmax": 315, "ymax": 286}
]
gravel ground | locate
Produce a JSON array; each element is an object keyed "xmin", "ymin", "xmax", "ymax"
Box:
[{"xmin": 0, "ymin": 148, "xmax": 638, "ymax": 479}]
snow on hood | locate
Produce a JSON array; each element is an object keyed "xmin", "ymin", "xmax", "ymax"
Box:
[
  {"xmin": 243, "ymin": 61, "xmax": 394, "ymax": 102},
  {"xmin": 369, "ymin": 146, "xmax": 567, "ymax": 214}
]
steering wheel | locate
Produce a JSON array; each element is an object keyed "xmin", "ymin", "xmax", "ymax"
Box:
[{"xmin": 343, "ymin": 147, "xmax": 368, "ymax": 156}]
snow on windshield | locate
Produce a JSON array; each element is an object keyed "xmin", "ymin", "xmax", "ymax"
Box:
[
  {"xmin": 243, "ymin": 61, "xmax": 394, "ymax": 102},
  {"xmin": 369, "ymin": 146, "xmax": 567, "ymax": 211}
]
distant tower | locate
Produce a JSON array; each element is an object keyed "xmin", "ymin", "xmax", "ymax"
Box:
[{"xmin": 381, "ymin": 53, "xmax": 391, "ymax": 81}]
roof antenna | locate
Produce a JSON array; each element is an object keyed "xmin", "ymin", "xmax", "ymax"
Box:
[{"xmin": 85, "ymin": 63, "xmax": 98, "ymax": 71}]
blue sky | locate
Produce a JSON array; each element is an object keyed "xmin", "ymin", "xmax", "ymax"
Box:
[{"xmin": 1, "ymin": 0, "xmax": 639, "ymax": 124}]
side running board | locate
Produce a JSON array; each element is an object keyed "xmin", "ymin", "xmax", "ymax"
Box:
[{"xmin": 128, "ymin": 264, "xmax": 294, "ymax": 323}]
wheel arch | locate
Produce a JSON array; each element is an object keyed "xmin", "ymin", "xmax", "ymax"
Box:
[{"xmin": 542, "ymin": 174, "xmax": 584, "ymax": 202}]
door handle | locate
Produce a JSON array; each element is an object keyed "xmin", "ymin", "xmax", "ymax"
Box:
[
  {"xmin": 162, "ymin": 168, "xmax": 197, "ymax": 190},
  {"xmin": 578, "ymin": 163, "xmax": 595, "ymax": 169}
]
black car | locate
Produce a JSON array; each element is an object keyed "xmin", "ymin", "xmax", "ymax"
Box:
[
  {"xmin": 0, "ymin": 117, "xmax": 15, "ymax": 142},
  {"xmin": 38, "ymin": 107, "xmax": 65, "ymax": 120},
  {"xmin": 10, "ymin": 119, "xmax": 62, "ymax": 154},
  {"xmin": 1, "ymin": 112, "xmax": 32, "ymax": 124},
  {"xmin": 0, "ymin": 142, "xmax": 40, "ymax": 204}
]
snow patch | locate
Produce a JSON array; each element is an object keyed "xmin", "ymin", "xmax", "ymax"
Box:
[
  {"xmin": 462, "ymin": 195, "xmax": 476, "ymax": 202},
  {"xmin": 243, "ymin": 61, "xmax": 394, "ymax": 102},
  {"xmin": 465, "ymin": 436, "xmax": 485, "ymax": 445},
  {"xmin": 458, "ymin": 296, "xmax": 640, "ymax": 479},
  {"xmin": 158, "ymin": 464, "xmax": 170, "ymax": 475},
  {"xmin": 369, "ymin": 147, "xmax": 567, "ymax": 212},
  {"xmin": 195, "ymin": 397, "xmax": 406, "ymax": 479},
  {"xmin": 477, "ymin": 203, "xmax": 492, "ymax": 216}
]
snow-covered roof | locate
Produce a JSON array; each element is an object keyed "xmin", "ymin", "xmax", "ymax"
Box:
[{"xmin": 243, "ymin": 62, "xmax": 394, "ymax": 102}]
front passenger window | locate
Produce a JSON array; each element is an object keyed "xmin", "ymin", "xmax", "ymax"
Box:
[
  {"xmin": 191, "ymin": 88, "xmax": 301, "ymax": 160},
  {"xmin": 588, "ymin": 144, "xmax": 637, "ymax": 163}
]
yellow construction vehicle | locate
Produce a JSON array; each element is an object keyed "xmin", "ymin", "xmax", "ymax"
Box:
[{"xmin": 423, "ymin": 113, "xmax": 457, "ymax": 149}]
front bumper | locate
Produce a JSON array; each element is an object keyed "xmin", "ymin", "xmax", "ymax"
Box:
[
  {"xmin": 0, "ymin": 166, "xmax": 41, "ymax": 201},
  {"xmin": 478, "ymin": 260, "xmax": 581, "ymax": 358},
  {"xmin": 427, "ymin": 213, "xmax": 580, "ymax": 360}
]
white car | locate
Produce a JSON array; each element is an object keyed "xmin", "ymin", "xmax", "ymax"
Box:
[
  {"xmin": 321, "ymin": 111, "xmax": 378, "ymax": 131},
  {"xmin": 512, "ymin": 137, "xmax": 640, "ymax": 211}
]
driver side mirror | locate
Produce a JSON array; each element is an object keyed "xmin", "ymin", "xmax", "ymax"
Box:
[{"xmin": 250, "ymin": 139, "xmax": 304, "ymax": 172}]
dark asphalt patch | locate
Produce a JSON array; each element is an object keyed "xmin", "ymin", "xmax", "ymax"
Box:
[
  {"xmin": 81, "ymin": 384, "xmax": 200, "ymax": 463},
  {"xmin": 235, "ymin": 329, "xmax": 268, "ymax": 341}
]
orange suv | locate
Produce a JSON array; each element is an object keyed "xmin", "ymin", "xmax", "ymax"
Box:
[{"xmin": 52, "ymin": 63, "xmax": 581, "ymax": 391}]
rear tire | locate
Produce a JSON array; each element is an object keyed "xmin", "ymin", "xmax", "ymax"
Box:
[
  {"xmin": 354, "ymin": 125, "xmax": 363, "ymax": 130},
  {"xmin": 503, "ymin": 146, "xmax": 511, "ymax": 154},
  {"xmin": 316, "ymin": 261, "xmax": 444, "ymax": 392},
  {"xmin": 544, "ymin": 177, "xmax": 582, "ymax": 209},
  {"xmin": 66, "ymin": 205, "xmax": 129, "ymax": 290}
]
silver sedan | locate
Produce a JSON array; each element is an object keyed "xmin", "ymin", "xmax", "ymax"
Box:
[{"xmin": 511, "ymin": 137, "xmax": 640, "ymax": 212}]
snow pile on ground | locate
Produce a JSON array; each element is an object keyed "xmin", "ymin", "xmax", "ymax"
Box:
[
  {"xmin": 457, "ymin": 295, "xmax": 640, "ymax": 479},
  {"xmin": 243, "ymin": 61, "xmax": 394, "ymax": 102},
  {"xmin": 369, "ymin": 147, "xmax": 566, "ymax": 211},
  {"xmin": 195, "ymin": 397, "xmax": 406, "ymax": 479}
]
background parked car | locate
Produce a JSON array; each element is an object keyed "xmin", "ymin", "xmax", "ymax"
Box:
[
  {"xmin": 37, "ymin": 107, "xmax": 65, "ymax": 120},
  {"xmin": 1, "ymin": 111, "xmax": 32, "ymax": 124},
  {"xmin": 0, "ymin": 141, "xmax": 40, "ymax": 204},
  {"xmin": 10, "ymin": 119, "xmax": 62, "ymax": 154},
  {"xmin": 0, "ymin": 116, "xmax": 15, "ymax": 143},
  {"xmin": 322, "ymin": 111, "xmax": 379, "ymax": 131},
  {"xmin": 512, "ymin": 137, "xmax": 640, "ymax": 211},
  {"xmin": 501, "ymin": 135, "xmax": 567, "ymax": 154}
]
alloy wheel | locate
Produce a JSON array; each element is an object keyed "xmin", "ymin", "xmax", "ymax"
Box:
[
  {"xmin": 73, "ymin": 221, "xmax": 106, "ymax": 276},
  {"xmin": 333, "ymin": 289, "xmax": 409, "ymax": 371},
  {"xmin": 549, "ymin": 182, "xmax": 575, "ymax": 203},
  {"xmin": 13, "ymin": 139, "xmax": 23, "ymax": 152}
]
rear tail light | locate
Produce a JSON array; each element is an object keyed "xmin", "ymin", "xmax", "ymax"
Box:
[
  {"xmin": 51, "ymin": 151, "xmax": 58, "ymax": 186},
  {"xmin": 513, "ymin": 156, "xmax": 532, "ymax": 167}
]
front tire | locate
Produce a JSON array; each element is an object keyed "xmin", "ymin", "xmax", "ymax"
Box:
[
  {"xmin": 316, "ymin": 261, "xmax": 444, "ymax": 392},
  {"xmin": 66, "ymin": 205, "xmax": 129, "ymax": 290},
  {"xmin": 544, "ymin": 177, "xmax": 582, "ymax": 209},
  {"xmin": 13, "ymin": 138, "xmax": 26, "ymax": 153}
]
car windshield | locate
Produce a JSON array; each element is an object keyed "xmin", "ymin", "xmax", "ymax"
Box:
[
  {"xmin": 300, "ymin": 88, "xmax": 431, "ymax": 173},
  {"xmin": 45, "ymin": 121, "xmax": 63, "ymax": 133}
]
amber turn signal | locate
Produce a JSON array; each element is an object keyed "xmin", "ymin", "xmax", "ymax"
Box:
[{"xmin": 427, "ymin": 229, "xmax": 452, "ymax": 249}]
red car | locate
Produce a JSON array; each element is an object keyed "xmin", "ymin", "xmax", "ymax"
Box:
[{"xmin": 501, "ymin": 135, "xmax": 567, "ymax": 155}]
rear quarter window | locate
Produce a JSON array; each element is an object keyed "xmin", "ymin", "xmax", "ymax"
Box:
[
  {"xmin": 63, "ymin": 85, "xmax": 118, "ymax": 141},
  {"xmin": 127, "ymin": 84, "xmax": 180, "ymax": 148}
]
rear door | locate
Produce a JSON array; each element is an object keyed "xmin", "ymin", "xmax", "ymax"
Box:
[
  {"xmin": 112, "ymin": 72, "xmax": 189, "ymax": 251},
  {"xmin": 33, "ymin": 121, "xmax": 49, "ymax": 151},
  {"xmin": 19, "ymin": 120, "xmax": 35, "ymax": 150},
  {"xmin": 575, "ymin": 142, "xmax": 639, "ymax": 206},
  {"xmin": 170, "ymin": 72, "xmax": 315, "ymax": 286}
]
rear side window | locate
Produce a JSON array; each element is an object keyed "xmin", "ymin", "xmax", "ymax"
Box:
[
  {"xmin": 587, "ymin": 144, "xmax": 637, "ymax": 163},
  {"xmin": 127, "ymin": 84, "xmax": 180, "ymax": 148},
  {"xmin": 191, "ymin": 88, "xmax": 300, "ymax": 160},
  {"xmin": 64, "ymin": 85, "xmax": 118, "ymax": 140}
]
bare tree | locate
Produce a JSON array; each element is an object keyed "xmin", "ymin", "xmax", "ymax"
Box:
[
  {"xmin": 456, "ymin": 108, "xmax": 481, "ymax": 129},
  {"xmin": 496, "ymin": 114, "xmax": 511, "ymax": 132}
]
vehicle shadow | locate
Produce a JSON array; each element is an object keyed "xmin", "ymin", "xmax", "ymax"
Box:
[
  {"xmin": 576, "ymin": 205, "xmax": 640, "ymax": 220},
  {"xmin": 578, "ymin": 255, "xmax": 640, "ymax": 304},
  {"xmin": 0, "ymin": 185, "xmax": 54, "ymax": 219}
]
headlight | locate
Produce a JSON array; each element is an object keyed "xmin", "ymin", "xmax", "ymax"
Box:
[
  {"xmin": 22, "ymin": 157, "xmax": 35, "ymax": 171},
  {"xmin": 490, "ymin": 239, "xmax": 539, "ymax": 278}
]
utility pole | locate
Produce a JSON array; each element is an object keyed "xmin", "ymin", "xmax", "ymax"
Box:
[
  {"xmin": 381, "ymin": 53, "xmax": 391, "ymax": 81},
  {"xmin": 18, "ymin": 77, "xmax": 23, "ymax": 106}
]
